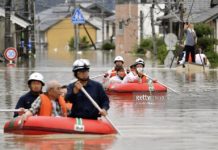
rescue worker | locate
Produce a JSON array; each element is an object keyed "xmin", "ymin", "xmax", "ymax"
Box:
[
  {"xmin": 21, "ymin": 80, "xmax": 67, "ymax": 119},
  {"xmin": 109, "ymin": 66, "xmax": 126, "ymax": 84},
  {"xmin": 65, "ymin": 59, "xmax": 109, "ymax": 120},
  {"xmin": 14, "ymin": 72, "xmax": 45, "ymax": 117},
  {"xmin": 123, "ymin": 58, "xmax": 148, "ymax": 83},
  {"xmin": 104, "ymin": 56, "xmax": 125, "ymax": 78}
]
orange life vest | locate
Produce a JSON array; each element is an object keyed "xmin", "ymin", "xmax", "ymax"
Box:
[
  {"xmin": 132, "ymin": 75, "xmax": 148, "ymax": 83},
  {"xmin": 66, "ymin": 102, "xmax": 72, "ymax": 111},
  {"xmin": 38, "ymin": 94, "xmax": 67, "ymax": 117},
  {"xmin": 109, "ymin": 69, "xmax": 127, "ymax": 78},
  {"xmin": 109, "ymin": 69, "xmax": 117, "ymax": 78}
]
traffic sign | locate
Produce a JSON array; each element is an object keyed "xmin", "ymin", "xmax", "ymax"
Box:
[
  {"xmin": 4, "ymin": 47, "xmax": 18, "ymax": 61},
  {"xmin": 72, "ymin": 8, "xmax": 85, "ymax": 24},
  {"xmin": 164, "ymin": 33, "xmax": 178, "ymax": 51}
]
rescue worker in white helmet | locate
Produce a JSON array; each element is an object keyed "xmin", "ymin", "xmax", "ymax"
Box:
[
  {"xmin": 14, "ymin": 72, "xmax": 45, "ymax": 117},
  {"xmin": 123, "ymin": 58, "xmax": 148, "ymax": 83},
  {"xmin": 65, "ymin": 59, "xmax": 110, "ymax": 120},
  {"xmin": 104, "ymin": 56, "xmax": 125, "ymax": 78}
]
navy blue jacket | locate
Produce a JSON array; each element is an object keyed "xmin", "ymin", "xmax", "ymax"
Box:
[
  {"xmin": 14, "ymin": 91, "xmax": 40, "ymax": 117},
  {"xmin": 65, "ymin": 80, "xmax": 110, "ymax": 119}
]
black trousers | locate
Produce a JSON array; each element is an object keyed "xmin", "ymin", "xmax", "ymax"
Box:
[{"xmin": 184, "ymin": 45, "xmax": 195, "ymax": 63}]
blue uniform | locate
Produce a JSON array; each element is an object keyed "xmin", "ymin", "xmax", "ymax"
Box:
[
  {"xmin": 14, "ymin": 91, "xmax": 40, "ymax": 117},
  {"xmin": 65, "ymin": 80, "xmax": 110, "ymax": 119}
]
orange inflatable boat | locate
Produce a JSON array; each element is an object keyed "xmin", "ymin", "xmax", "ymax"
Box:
[
  {"xmin": 106, "ymin": 82, "xmax": 167, "ymax": 93},
  {"xmin": 4, "ymin": 116, "xmax": 117, "ymax": 135}
]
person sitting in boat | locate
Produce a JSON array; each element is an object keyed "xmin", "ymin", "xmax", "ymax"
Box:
[
  {"xmin": 109, "ymin": 66, "xmax": 126, "ymax": 84},
  {"xmin": 14, "ymin": 72, "xmax": 45, "ymax": 118},
  {"xmin": 104, "ymin": 56, "xmax": 125, "ymax": 78},
  {"xmin": 21, "ymin": 80, "xmax": 67, "ymax": 119},
  {"xmin": 195, "ymin": 48, "xmax": 207, "ymax": 65},
  {"xmin": 61, "ymin": 85, "xmax": 72, "ymax": 116},
  {"xmin": 123, "ymin": 58, "xmax": 147, "ymax": 83},
  {"xmin": 65, "ymin": 59, "xmax": 109, "ymax": 120}
]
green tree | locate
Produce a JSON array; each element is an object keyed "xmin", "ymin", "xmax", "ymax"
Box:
[
  {"xmin": 195, "ymin": 23, "xmax": 218, "ymax": 68},
  {"xmin": 134, "ymin": 37, "xmax": 168, "ymax": 64}
]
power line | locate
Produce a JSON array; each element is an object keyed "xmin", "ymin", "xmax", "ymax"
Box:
[{"xmin": 186, "ymin": 0, "xmax": 195, "ymax": 22}]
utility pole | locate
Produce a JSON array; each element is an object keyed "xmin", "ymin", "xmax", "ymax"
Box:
[
  {"xmin": 24, "ymin": 0, "xmax": 29, "ymax": 56},
  {"xmin": 29, "ymin": 0, "xmax": 36, "ymax": 55},
  {"xmin": 140, "ymin": 10, "xmax": 144, "ymax": 42},
  {"xmin": 73, "ymin": 0, "xmax": 77, "ymax": 50},
  {"xmin": 150, "ymin": 0, "xmax": 157, "ymax": 56},
  {"xmin": 102, "ymin": 0, "xmax": 105, "ymax": 45},
  {"xmin": 168, "ymin": 0, "xmax": 173, "ymax": 33},
  {"xmin": 178, "ymin": 1, "xmax": 184, "ymax": 44},
  {"xmin": 4, "ymin": 0, "xmax": 12, "ymax": 50}
]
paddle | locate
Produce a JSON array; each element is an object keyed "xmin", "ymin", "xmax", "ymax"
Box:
[
  {"xmin": 70, "ymin": 74, "xmax": 105, "ymax": 83},
  {"xmin": 80, "ymin": 87, "xmax": 121, "ymax": 135},
  {"xmin": 198, "ymin": 52, "xmax": 205, "ymax": 72},
  {"xmin": 0, "ymin": 109, "xmax": 21, "ymax": 112},
  {"xmin": 91, "ymin": 73, "xmax": 105, "ymax": 79},
  {"xmin": 145, "ymin": 74, "xmax": 179, "ymax": 94}
]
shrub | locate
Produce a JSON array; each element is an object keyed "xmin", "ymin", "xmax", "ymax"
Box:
[
  {"xmin": 135, "ymin": 37, "xmax": 168, "ymax": 64},
  {"xmin": 68, "ymin": 36, "xmax": 90, "ymax": 50},
  {"xmin": 102, "ymin": 42, "xmax": 115, "ymax": 50},
  {"xmin": 194, "ymin": 23, "xmax": 218, "ymax": 68}
]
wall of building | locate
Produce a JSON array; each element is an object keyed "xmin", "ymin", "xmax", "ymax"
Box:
[
  {"xmin": 46, "ymin": 16, "xmax": 97, "ymax": 59},
  {"xmin": 115, "ymin": 3, "xmax": 138, "ymax": 54},
  {"xmin": 115, "ymin": 3, "xmax": 164, "ymax": 54},
  {"xmin": 138, "ymin": 4, "xmax": 164, "ymax": 40},
  {"xmin": 0, "ymin": 18, "xmax": 17, "ymax": 53}
]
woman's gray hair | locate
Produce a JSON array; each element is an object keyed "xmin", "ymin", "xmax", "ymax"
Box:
[{"xmin": 45, "ymin": 80, "xmax": 61, "ymax": 92}]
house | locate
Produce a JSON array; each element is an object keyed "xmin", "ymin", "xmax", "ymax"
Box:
[
  {"xmin": 36, "ymin": 3, "xmax": 115, "ymax": 53},
  {"xmin": 157, "ymin": 0, "xmax": 218, "ymax": 51},
  {"xmin": 115, "ymin": 1, "xmax": 164, "ymax": 54},
  {"xmin": 0, "ymin": 7, "xmax": 30, "ymax": 54},
  {"xmin": 81, "ymin": 2, "xmax": 115, "ymax": 44}
]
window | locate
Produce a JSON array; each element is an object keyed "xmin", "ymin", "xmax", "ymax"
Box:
[{"xmin": 117, "ymin": 21, "xmax": 124, "ymax": 35}]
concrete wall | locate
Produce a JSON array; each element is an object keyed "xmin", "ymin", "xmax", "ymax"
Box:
[
  {"xmin": 115, "ymin": 3, "xmax": 164, "ymax": 54},
  {"xmin": 115, "ymin": 3, "xmax": 138, "ymax": 54}
]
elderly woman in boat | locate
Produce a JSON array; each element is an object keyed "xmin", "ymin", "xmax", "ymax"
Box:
[{"xmin": 21, "ymin": 80, "xmax": 67, "ymax": 120}]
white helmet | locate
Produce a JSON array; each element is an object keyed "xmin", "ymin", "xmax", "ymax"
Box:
[
  {"xmin": 28, "ymin": 72, "xmax": 45, "ymax": 86},
  {"xmin": 135, "ymin": 58, "xmax": 145, "ymax": 67},
  {"xmin": 72, "ymin": 59, "xmax": 90, "ymax": 72},
  {"xmin": 114, "ymin": 56, "xmax": 124, "ymax": 63}
]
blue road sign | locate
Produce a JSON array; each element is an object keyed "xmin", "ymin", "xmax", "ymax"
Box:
[{"xmin": 72, "ymin": 8, "xmax": 85, "ymax": 24}]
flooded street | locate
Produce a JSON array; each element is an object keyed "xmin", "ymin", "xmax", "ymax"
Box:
[{"xmin": 0, "ymin": 50, "xmax": 218, "ymax": 150}]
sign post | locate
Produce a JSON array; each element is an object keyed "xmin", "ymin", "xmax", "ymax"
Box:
[
  {"xmin": 71, "ymin": 8, "xmax": 85, "ymax": 59},
  {"xmin": 4, "ymin": 47, "xmax": 18, "ymax": 65},
  {"xmin": 164, "ymin": 33, "xmax": 178, "ymax": 68}
]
